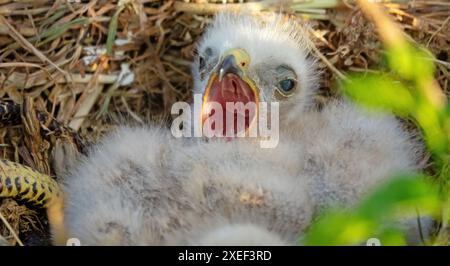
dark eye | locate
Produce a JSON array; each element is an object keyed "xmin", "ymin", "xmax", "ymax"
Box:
[
  {"xmin": 199, "ymin": 48, "xmax": 212, "ymax": 72},
  {"xmin": 275, "ymin": 65, "xmax": 297, "ymax": 97},
  {"xmin": 199, "ymin": 56, "xmax": 205, "ymax": 71},
  {"xmin": 278, "ymin": 79, "xmax": 296, "ymax": 95}
]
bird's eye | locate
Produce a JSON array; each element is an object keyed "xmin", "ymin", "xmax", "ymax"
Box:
[
  {"xmin": 199, "ymin": 56, "xmax": 206, "ymax": 71},
  {"xmin": 277, "ymin": 79, "xmax": 297, "ymax": 96},
  {"xmin": 279, "ymin": 79, "xmax": 295, "ymax": 92},
  {"xmin": 275, "ymin": 65, "xmax": 297, "ymax": 98},
  {"xmin": 198, "ymin": 47, "xmax": 213, "ymax": 72}
]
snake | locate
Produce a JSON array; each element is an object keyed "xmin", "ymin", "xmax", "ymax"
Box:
[
  {"xmin": 0, "ymin": 159, "xmax": 61, "ymax": 208},
  {"xmin": 0, "ymin": 100, "xmax": 85, "ymax": 208}
]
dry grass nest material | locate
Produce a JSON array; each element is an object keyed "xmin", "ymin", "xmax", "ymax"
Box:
[{"xmin": 0, "ymin": 0, "xmax": 449, "ymax": 245}]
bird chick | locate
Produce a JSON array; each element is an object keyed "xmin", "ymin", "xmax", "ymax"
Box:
[
  {"xmin": 191, "ymin": 11, "xmax": 421, "ymax": 213},
  {"xmin": 60, "ymin": 127, "xmax": 313, "ymax": 245},
  {"xmin": 55, "ymin": 12, "xmax": 423, "ymax": 246}
]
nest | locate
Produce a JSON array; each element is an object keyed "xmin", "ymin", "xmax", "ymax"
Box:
[{"xmin": 0, "ymin": 0, "xmax": 449, "ymax": 245}]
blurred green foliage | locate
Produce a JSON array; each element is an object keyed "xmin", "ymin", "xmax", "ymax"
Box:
[
  {"xmin": 304, "ymin": 176, "xmax": 440, "ymax": 245},
  {"xmin": 304, "ymin": 39, "xmax": 449, "ymax": 246},
  {"xmin": 344, "ymin": 45, "xmax": 448, "ymax": 163}
]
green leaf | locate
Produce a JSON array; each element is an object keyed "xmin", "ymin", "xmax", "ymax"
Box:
[
  {"xmin": 303, "ymin": 175, "xmax": 440, "ymax": 246},
  {"xmin": 303, "ymin": 211, "xmax": 375, "ymax": 245},
  {"xmin": 37, "ymin": 17, "xmax": 90, "ymax": 47},
  {"xmin": 358, "ymin": 174, "xmax": 440, "ymax": 220},
  {"xmin": 40, "ymin": 9, "xmax": 67, "ymax": 30},
  {"xmin": 386, "ymin": 45, "xmax": 435, "ymax": 83},
  {"xmin": 415, "ymin": 101, "xmax": 449, "ymax": 160},
  {"xmin": 106, "ymin": 5, "xmax": 126, "ymax": 55},
  {"xmin": 341, "ymin": 73, "xmax": 416, "ymax": 115},
  {"xmin": 376, "ymin": 228, "xmax": 407, "ymax": 246}
]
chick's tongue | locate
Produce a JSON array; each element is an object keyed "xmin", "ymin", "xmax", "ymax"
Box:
[{"xmin": 204, "ymin": 73, "xmax": 256, "ymax": 137}]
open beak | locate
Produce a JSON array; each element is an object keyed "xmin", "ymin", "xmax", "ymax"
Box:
[
  {"xmin": 218, "ymin": 52, "xmax": 243, "ymax": 82},
  {"xmin": 202, "ymin": 48, "xmax": 259, "ymax": 137}
]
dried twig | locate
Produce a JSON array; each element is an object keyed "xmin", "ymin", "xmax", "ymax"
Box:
[
  {"xmin": 0, "ymin": 210, "xmax": 23, "ymax": 246},
  {"xmin": 0, "ymin": 0, "xmax": 448, "ymax": 245},
  {"xmin": 0, "ymin": 15, "xmax": 66, "ymax": 75}
]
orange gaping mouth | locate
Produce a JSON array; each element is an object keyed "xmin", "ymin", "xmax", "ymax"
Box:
[{"xmin": 202, "ymin": 72, "xmax": 259, "ymax": 137}]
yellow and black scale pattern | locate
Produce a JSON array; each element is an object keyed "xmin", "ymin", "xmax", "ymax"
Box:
[{"xmin": 0, "ymin": 159, "xmax": 61, "ymax": 208}]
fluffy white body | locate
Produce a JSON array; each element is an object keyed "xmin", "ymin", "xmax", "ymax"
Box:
[{"xmin": 58, "ymin": 13, "xmax": 422, "ymax": 245}]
